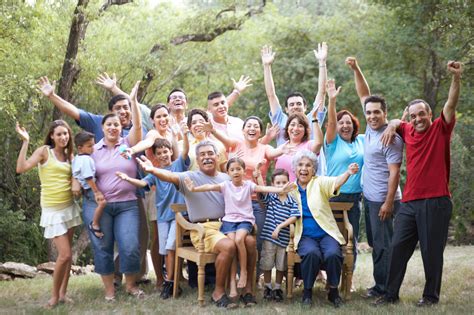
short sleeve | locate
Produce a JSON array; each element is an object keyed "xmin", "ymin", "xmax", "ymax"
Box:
[
  {"xmin": 142, "ymin": 174, "xmax": 156, "ymax": 191},
  {"xmin": 219, "ymin": 182, "xmax": 226, "ymax": 194},
  {"xmin": 139, "ymin": 103, "xmax": 153, "ymax": 132},
  {"xmin": 440, "ymin": 110, "xmax": 456, "ymax": 133},
  {"xmin": 80, "ymin": 157, "xmax": 95, "ymax": 179},
  {"xmin": 248, "ymin": 180, "xmax": 257, "ymax": 193},
  {"xmin": 78, "ymin": 109, "xmax": 104, "ymax": 141},
  {"xmin": 269, "ymin": 107, "xmax": 287, "ymax": 130},
  {"xmin": 324, "ymin": 133, "xmax": 339, "ymax": 157},
  {"xmin": 398, "ymin": 121, "xmax": 409, "ymax": 139},
  {"xmin": 383, "ymin": 134, "xmax": 404, "ymax": 164},
  {"xmin": 289, "ymin": 199, "xmax": 301, "ymax": 218}
]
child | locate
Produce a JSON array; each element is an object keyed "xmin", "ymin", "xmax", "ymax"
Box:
[
  {"xmin": 184, "ymin": 157, "xmax": 296, "ymax": 294},
  {"xmin": 116, "ymin": 132, "xmax": 189, "ymax": 300},
  {"xmin": 72, "ymin": 131, "xmax": 106, "ymax": 238},
  {"xmin": 258, "ymin": 168, "xmax": 300, "ymax": 302}
]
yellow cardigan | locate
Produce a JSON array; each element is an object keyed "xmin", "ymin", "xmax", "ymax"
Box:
[{"xmin": 290, "ymin": 176, "xmax": 345, "ymax": 249}]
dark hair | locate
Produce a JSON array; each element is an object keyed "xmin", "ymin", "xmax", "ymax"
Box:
[
  {"xmin": 285, "ymin": 91, "xmax": 307, "ymax": 108},
  {"xmin": 74, "ymin": 131, "xmax": 95, "ymax": 147},
  {"xmin": 167, "ymin": 88, "xmax": 186, "ymax": 103},
  {"xmin": 364, "ymin": 95, "xmax": 387, "ymax": 113},
  {"xmin": 187, "ymin": 108, "xmax": 209, "ymax": 128},
  {"xmin": 101, "ymin": 113, "xmax": 119, "ymax": 125},
  {"xmin": 226, "ymin": 157, "xmax": 245, "ymax": 172},
  {"xmin": 44, "ymin": 120, "xmax": 73, "ymax": 162},
  {"xmin": 284, "ymin": 113, "xmax": 310, "ymax": 143},
  {"xmin": 207, "ymin": 91, "xmax": 225, "ymax": 101},
  {"xmin": 152, "ymin": 138, "xmax": 172, "ymax": 153},
  {"xmin": 407, "ymin": 99, "xmax": 431, "ymax": 112},
  {"xmin": 150, "ymin": 103, "xmax": 169, "ymax": 119},
  {"xmin": 242, "ymin": 116, "xmax": 263, "ymax": 131},
  {"xmin": 336, "ymin": 110, "xmax": 360, "ymax": 142},
  {"xmin": 108, "ymin": 94, "xmax": 130, "ymax": 111},
  {"xmin": 271, "ymin": 168, "xmax": 289, "ymax": 183}
]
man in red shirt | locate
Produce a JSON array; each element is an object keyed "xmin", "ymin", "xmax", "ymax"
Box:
[{"xmin": 374, "ymin": 61, "xmax": 463, "ymax": 307}]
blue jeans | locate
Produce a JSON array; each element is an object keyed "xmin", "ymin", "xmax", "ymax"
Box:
[
  {"xmin": 330, "ymin": 192, "xmax": 361, "ymax": 270},
  {"xmin": 82, "ymin": 189, "xmax": 140, "ymax": 275},
  {"xmin": 253, "ymin": 200, "xmax": 266, "ymax": 276}
]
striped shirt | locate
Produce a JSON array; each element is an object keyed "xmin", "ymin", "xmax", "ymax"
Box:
[{"xmin": 261, "ymin": 193, "xmax": 300, "ymax": 248}]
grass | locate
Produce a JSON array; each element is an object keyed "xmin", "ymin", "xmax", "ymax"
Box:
[{"xmin": 0, "ymin": 245, "xmax": 473, "ymax": 314}]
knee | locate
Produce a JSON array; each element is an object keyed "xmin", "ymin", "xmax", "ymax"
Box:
[
  {"xmin": 244, "ymin": 235, "xmax": 256, "ymax": 250},
  {"xmin": 57, "ymin": 251, "xmax": 72, "ymax": 264},
  {"xmin": 219, "ymin": 238, "xmax": 237, "ymax": 257},
  {"xmin": 325, "ymin": 250, "xmax": 342, "ymax": 262}
]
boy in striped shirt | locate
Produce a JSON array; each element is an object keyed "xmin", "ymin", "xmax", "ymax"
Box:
[{"xmin": 259, "ymin": 168, "xmax": 300, "ymax": 302}]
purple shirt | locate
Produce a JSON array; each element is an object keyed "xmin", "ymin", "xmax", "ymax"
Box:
[
  {"xmin": 92, "ymin": 137, "xmax": 138, "ymax": 202},
  {"xmin": 220, "ymin": 180, "xmax": 256, "ymax": 224}
]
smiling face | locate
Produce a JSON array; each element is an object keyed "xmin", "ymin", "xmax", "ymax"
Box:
[
  {"xmin": 110, "ymin": 99, "xmax": 132, "ymax": 127},
  {"xmin": 408, "ymin": 102, "xmax": 432, "ymax": 133},
  {"xmin": 168, "ymin": 91, "xmax": 187, "ymax": 115},
  {"xmin": 102, "ymin": 116, "xmax": 122, "ymax": 143},
  {"xmin": 189, "ymin": 113, "xmax": 207, "ymax": 140},
  {"xmin": 227, "ymin": 161, "xmax": 245, "ymax": 185},
  {"xmin": 242, "ymin": 118, "xmax": 261, "ymax": 142},
  {"xmin": 207, "ymin": 95, "xmax": 228, "ymax": 122},
  {"xmin": 287, "ymin": 117, "xmax": 306, "ymax": 143},
  {"xmin": 337, "ymin": 114, "xmax": 354, "ymax": 142},
  {"xmin": 365, "ymin": 102, "xmax": 387, "ymax": 130},
  {"xmin": 78, "ymin": 139, "xmax": 95, "ymax": 155},
  {"xmin": 154, "ymin": 146, "xmax": 173, "ymax": 168},
  {"xmin": 153, "ymin": 107, "xmax": 170, "ymax": 133},
  {"xmin": 196, "ymin": 145, "xmax": 217, "ymax": 175},
  {"xmin": 295, "ymin": 157, "xmax": 315, "ymax": 186},
  {"xmin": 50, "ymin": 125, "xmax": 70, "ymax": 149},
  {"xmin": 285, "ymin": 96, "xmax": 307, "ymax": 115}
]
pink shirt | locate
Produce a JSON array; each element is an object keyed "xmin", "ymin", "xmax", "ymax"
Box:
[
  {"xmin": 275, "ymin": 141, "xmax": 312, "ymax": 182},
  {"xmin": 92, "ymin": 137, "xmax": 138, "ymax": 202},
  {"xmin": 234, "ymin": 142, "xmax": 272, "ymax": 182},
  {"xmin": 211, "ymin": 115, "xmax": 244, "ymax": 142},
  {"xmin": 220, "ymin": 180, "xmax": 256, "ymax": 224}
]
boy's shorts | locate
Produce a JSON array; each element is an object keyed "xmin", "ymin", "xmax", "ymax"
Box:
[
  {"xmin": 260, "ymin": 240, "xmax": 287, "ymax": 272},
  {"xmin": 220, "ymin": 221, "xmax": 253, "ymax": 235},
  {"xmin": 157, "ymin": 220, "xmax": 176, "ymax": 255},
  {"xmin": 145, "ymin": 190, "xmax": 157, "ymax": 222}
]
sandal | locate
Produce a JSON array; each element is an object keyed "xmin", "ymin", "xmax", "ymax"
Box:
[
  {"xmin": 58, "ymin": 296, "xmax": 74, "ymax": 304},
  {"xmin": 105, "ymin": 295, "xmax": 116, "ymax": 302},
  {"xmin": 211, "ymin": 294, "xmax": 238, "ymax": 309},
  {"xmin": 88, "ymin": 221, "xmax": 104, "ymax": 239},
  {"xmin": 127, "ymin": 289, "xmax": 145, "ymax": 299},
  {"xmin": 240, "ymin": 293, "xmax": 257, "ymax": 307}
]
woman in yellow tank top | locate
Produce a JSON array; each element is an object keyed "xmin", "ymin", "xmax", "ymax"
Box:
[{"xmin": 16, "ymin": 120, "xmax": 81, "ymax": 309}]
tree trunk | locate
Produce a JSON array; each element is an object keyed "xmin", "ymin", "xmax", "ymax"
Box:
[
  {"xmin": 422, "ymin": 49, "xmax": 443, "ymax": 115},
  {"xmin": 72, "ymin": 227, "xmax": 91, "ymax": 264}
]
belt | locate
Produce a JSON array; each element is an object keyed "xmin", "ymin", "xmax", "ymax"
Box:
[{"xmin": 195, "ymin": 218, "xmax": 222, "ymax": 223}]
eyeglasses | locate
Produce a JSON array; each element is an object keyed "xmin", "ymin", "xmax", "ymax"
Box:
[{"xmin": 170, "ymin": 95, "xmax": 185, "ymax": 100}]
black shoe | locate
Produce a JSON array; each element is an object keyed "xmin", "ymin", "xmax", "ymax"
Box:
[
  {"xmin": 416, "ymin": 298, "xmax": 438, "ymax": 307},
  {"xmin": 160, "ymin": 281, "xmax": 172, "ymax": 299},
  {"xmin": 362, "ymin": 287, "xmax": 383, "ymax": 299},
  {"xmin": 273, "ymin": 289, "xmax": 284, "ymax": 302},
  {"xmin": 371, "ymin": 295, "xmax": 399, "ymax": 307},
  {"xmin": 302, "ymin": 289, "xmax": 312, "ymax": 307},
  {"xmin": 263, "ymin": 287, "xmax": 273, "ymax": 300},
  {"xmin": 302, "ymin": 297, "xmax": 312, "ymax": 307},
  {"xmin": 328, "ymin": 288, "xmax": 343, "ymax": 308},
  {"xmin": 211, "ymin": 294, "xmax": 238, "ymax": 309},
  {"xmin": 240, "ymin": 293, "xmax": 257, "ymax": 307}
]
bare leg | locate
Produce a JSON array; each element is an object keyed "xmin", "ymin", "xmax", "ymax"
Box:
[
  {"xmin": 243, "ymin": 235, "xmax": 257, "ymax": 295},
  {"xmin": 150, "ymin": 221, "xmax": 164, "ymax": 288},
  {"xmin": 58, "ymin": 228, "xmax": 75, "ymax": 302},
  {"xmin": 235, "ymin": 230, "xmax": 249, "ymax": 289},
  {"xmin": 276, "ymin": 270, "xmax": 284, "ymax": 285},
  {"xmin": 47, "ymin": 230, "xmax": 73, "ymax": 307},
  {"xmin": 101, "ymin": 274, "xmax": 115, "ymax": 299},
  {"xmin": 211, "ymin": 238, "xmax": 236, "ymax": 301},
  {"xmin": 91, "ymin": 201, "xmax": 106, "ymax": 238},
  {"xmin": 226, "ymin": 232, "xmax": 238, "ymax": 295},
  {"xmin": 165, "ymin": 250, "xmax": 175, "ymax": 281},
  {"xmin": 264, "ymin": 270, "xmax": 272, "ymax": 286}
]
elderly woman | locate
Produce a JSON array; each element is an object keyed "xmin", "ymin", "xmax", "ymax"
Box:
[
  {"xmin": 291, "ymin": 149, "xmax": 358, "ymax": 307},
  {"xmin": 82, "ymin": 82, "xmax": 143, "ymax": 301}
]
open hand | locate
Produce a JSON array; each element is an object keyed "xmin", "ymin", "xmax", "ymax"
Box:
[
  {"xmin": 281, "ymin": 182, "xmax": 297, "ymax": 193},
  {"xmin": 261, "ymin": 45, "xmax": 275, "ymax": 66},
  {"xmin": 232, "ymin": 75, "xmax": 252, "ymax": 93},
  {"xmin": 15, "ymin": 123, "xmax": 29, "ymax": 142},
  {"xmin": 313, "ymin": 42, "xmax": 328, "ymax": 62},
  {"xmin": 136, "ymin": 156, "xmax": 154, "ymax": 173},
  {"xmin": 327, "ymin": 79, "xmax": 342, "ymax": 99},
  {"xmin": 95, "ymin": 72, "xmax": 117, "ymax": 91},
  {"xmin": 378, "ymin": 202, "xmax": 393, "ymax": 221},
  {"xmin": 116, "ymin": 171, "xmax": 130, "ymax": 181},
  {"xmin": 265, "ymin": 123, "xmax": 280, "ymax": 139},
  {"xmin": 129, "ymin": 81, "xmax": 140, "ymax": 104},
  {"xmin": 184, "ymin": 177, "xmax": 196, "ymax": 192},
  {"xmin": 37, "ymin": 76, "xmax": 55, "ymax": 97}
]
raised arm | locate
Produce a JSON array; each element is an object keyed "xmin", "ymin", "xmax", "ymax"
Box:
[
  {"xmin": 379, "ymin": 163, "xmax": 401, "ymax": 221},
  {"xmin": 203, "ymin": 121, "xmax": 239, "ymax": 151},
  {"xmin": 325, "ymin": 79, "xmax": 342, "ymax": 144},
  {"xmin": 37, "ymin": 77, "xmax": 80, "ymax": 121},
  {"xmin": 15, "ymin": 124, "xmax": 47, "ymax": 173},
  {"xmin": 261, "ymin": 45, "xmax": 281, "ymax": 117},
  {"xmin": 96, "ymin": 72, "xmax": 127, "ymax": 96},
  {"xmin": 184, "ymin": 177, "xmax": 221, "ymax": 192},
  {"xmin": 308, "ymin": 107, "xmax": 324, "ymax": 153},
  {"xmin": 345, "ymin": 57, "xmax": 371, "ymax": 107},
  {"xmin": 380, "ymin": 119, "xmax": 402, "ymax": 147},
  {"xmin": 259, "ymin": 123, "xmax": 280, "ymax": 145},
  {"xmin": 227, "ymin": 75, "xmax": 252, "ymax": 108},
  {"xmin": 136, "ymin": 156, "xmax": 180, "ymax": 186},
  {"xmin": 334, "ymin": 163, "xmax": 359, "ymax": 191},
  {"xmin": 313, "ymin": 42, "xmax": 328, "ymax": 111},
  {"xmin": 443, "ymin": 61, "xmax": 463, "ymax": 124},
  {"xmin": 128, "ymin": 81, "xmax": 142, "ymax": 146},
  {"xmin": 180, "ymin": 122, "xmax": 190, "ymax": 161},
  {"xmin": 116, "ymin": 171, "xmax": 147, "ymax": 188}
]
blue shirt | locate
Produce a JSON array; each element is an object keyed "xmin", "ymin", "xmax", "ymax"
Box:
[
  {"xmin": 299, "ymin": 185, "xmax": 327, "ymax": 239},
  {"xmin": 142, "ymin": 155, "xmax": 190, "ymax": 222},
  {"xmin": 72, "ymin": 154, "xmax": 95, "ymax": 190},
  {"xmin": 261, "ymin": 193, "xmax": 300, "ymax": 247},
  {"xmin": 324, "ymin": 134, "xmax": 364, "ymax": 194}
]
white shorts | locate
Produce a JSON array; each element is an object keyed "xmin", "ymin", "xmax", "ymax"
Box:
[
  {"xmin": 158, "ymin": 220, "xmax": 176, "ymax": 255},
  {"xmin": 40, "ymin": 202, "xmax": 82, "ymax": 239},
  {"xmin": 145, "ymin": 190, "xmax": 157, "ymax": 222}
]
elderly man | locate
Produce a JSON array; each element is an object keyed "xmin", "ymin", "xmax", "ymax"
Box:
[
  {"xmin": 374, "ymin": 61, "xmax": 463, "ymax": 307},
  {"xmin": 137, "ymin": 140, "xmax": 258, "ymax": 308}
]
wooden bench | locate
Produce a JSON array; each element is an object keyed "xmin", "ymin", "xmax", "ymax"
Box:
[
  {"xmin": 171, "ymin": 203, "xmax": 256, "ymax": 306},
  {"xmin": 287, "ymin": 202, "xmax": 354, "ymax": 300}
]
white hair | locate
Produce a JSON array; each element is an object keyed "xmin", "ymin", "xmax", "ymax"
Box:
[{"xmin": 291, "ymin": 149, "xmax": 318, "ymax": 174}]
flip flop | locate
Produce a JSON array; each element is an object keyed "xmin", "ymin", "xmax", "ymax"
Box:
[
  {"xmin": 88, "ymin": 221, "xmax": 104, "ymax": 239},
  {"xmin": 211, "ymin": 294, "xmax": 238, "ymax": 309},
  {"xmin": 127, "ymin": 289, "xmax": 145, "ymax": 299}
]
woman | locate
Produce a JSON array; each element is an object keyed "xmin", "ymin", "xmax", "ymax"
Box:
[
  {"xmin": 291, "ymin": 150, "xmax": 358, "ymax": 307},
  {"xmin": 82, "ymin": 81, "xmax": 143, "ymax": 300},
  {"xmin": 275, "ymin": 111, "xmax": 323, "ymax": 182},
  {"xmin": 324, "ymin": 79, "xmax": 364, "ymax": 271},
  {"xmin": 16, "ymin": 120, "xmax": 82, "ymax": 308}
]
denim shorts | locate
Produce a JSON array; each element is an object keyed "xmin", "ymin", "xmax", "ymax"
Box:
[
  {"xmin": 157, "ymin": 220, "xmax": 176, "ymax": 255},
  {"xmin": 220, "ymin": 220, "xmax": 253, "ymax": 235},
  {"xmin": 82, "ymin": 189, "xmax": 140, "ymax": 275}
]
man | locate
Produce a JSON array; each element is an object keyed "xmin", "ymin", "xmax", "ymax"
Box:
[
  {"xmin": 346, "ymin": 57, "xmax": 403, "ymax": 298},
  {"xmin": 137, "ymin": 140, "xmax": 258, "ymax": 308},
  {"xmin": 261, "ymin": 44, "xmax": 328, "ymax": 174},
  {"xmin": 374, "ymin": 61, "xmax": 463, "ymax": 306}
]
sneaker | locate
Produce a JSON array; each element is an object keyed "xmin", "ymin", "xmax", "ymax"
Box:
[
  {"xmin": 371, "ymin": 295, "xmax": 399, "ymax": 307},
  {"xmin": 302, "ymin": 289, "xmax": 312, "ymax": 307},
  {"xmin": 160, "ymin": 281, "xmax": 172, "ymax": 299},
  {"xmin": 273, "ymin": 289, "xmax": 284, "ymax": 302},
  {"xmin": 263, "ymin": 287, "xmax": 273, "ymax": 300}
]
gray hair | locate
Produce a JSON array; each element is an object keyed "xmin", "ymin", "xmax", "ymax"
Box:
[
  {"xmin": 291, "ymin": 149, "xmax": 318, "ymax": 174},
  {"xmin": 195, "ymin": 140, "xmax": 218, "ymax": 156}
]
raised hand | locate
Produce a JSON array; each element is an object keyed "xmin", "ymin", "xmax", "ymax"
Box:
[
  {"xmin": 313, "ymin": 42, "xmax": 328, "ymax": 62},
  {"xmin": 281, "ymin": 141, "xmax": 296, "ymax": 155},
  {"xmin": 345, "ymin": 57, "xmax": 358, "ymax": 71},
  {"xmin": 129, "ymin": 81, "xmax": 140, "ymax": 104},
  {"xmin": 265, "ymin": 123, "xmax": 280, "ymax": 139},
  {"xmin": 347, "ymin": 163, "xmax": 359, "ymax": 175},
  {"xmin": 136, "ymin": 156, "xmax": 154, "ymax": 173},
  {"xmin": 447, "ymin": 61, "xmax": 463, "ymax": 77},
  {"xmin": 261, "ymin": 45, "xmax": 276, "ymax": 66},
  {"xmin": 180, "ymin": 121, "xmax": 189, "ymax": 135},
  {"xmin": 37, "ymin": 76, "xmax": 55, "ymax": 97},
  {"xmin": 15, "ymin": 123, "xmax": 29, "ymax": 142},
  {"xmin": 228, "ymin": 148, "xmax": 244, "ymax": 160},
  {"xmin": 232, "ymin": 75, "xmax": 253, "ymax": 93},
  {"xmin": 281, "ymin": 182, "xmax": 297, "ymax": 193},
  {"xmin": 184, "ymin": 176, "xmax": 196, "ymax": 192},
  {"xmin": 252, "ymin": 159, "xmax": 266, "ymax": 179},
  {"xmin": 201, "ymin": 121, "xmax": 214, "ymax": 133},
  {"xmin": 95, "ymin": 72, "xmax": 117, "ymax": 91},
  {"xmin": 327, "ymin": 79, "xmax": 342, "ymax": 100}
]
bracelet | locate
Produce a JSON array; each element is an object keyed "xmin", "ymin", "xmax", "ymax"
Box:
[
  {"xmin": 232, "ymin": 89, "xmax": 241, "ymax": 95},
  {"xmin": 312, "ymin": 119, "xmax": 318, "ymax": 123}
]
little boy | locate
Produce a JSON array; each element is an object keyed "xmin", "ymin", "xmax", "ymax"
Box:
[
  {"xmin": 259, "ymin": 168, "xmax": 300, "ymax": 302},
  {"xmin": 116, "ymin": 133, "xmax": 189, "ymax": 299},
  {"xmin": 72, "ymin": 131, "xmax": 106, "ymax": 239}
]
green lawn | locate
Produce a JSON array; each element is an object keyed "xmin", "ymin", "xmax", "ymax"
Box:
[{"xmin": 1, "ymin": 245, "xmax": 473, "ymax": 314}]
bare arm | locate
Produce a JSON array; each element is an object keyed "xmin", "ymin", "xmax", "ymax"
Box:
[
  {"xmin": 128, "ymin": 81, "xmax": 142, "ymax": 146},
  {"xmin": 443, "ymin": 61, "xmax": 463, "ymax": 124},
  {"xmin": 259, "ymin": 123, "xmax": 279, "ymax": 145},
  {"xmin": 226, "ymin": 75, "xmax": 252, "ymax": 108},
  {"xmin": 380, "ymin": 119, "xmax": 402, "ymax": 146},
  {"xmin": 116, "ymin": 171, "xmax": 148, "ymax": 188},
  {"xmin": 96, "ymin": 72, "xmax": 127, "ymax": 96},
  {"xmin": 203, "ymin": 122, "xmax": 239, "ymax": 151},
  {"xmin": 136, "ymin": 156, "xmax": 180, "ymax": 186},
  {"xmin": 379, "ymin": 163, "xmax": 401, "ymax": 221},
  {"xmin": 184, "ymin": 177, "xmax": 221, "ymax": 192},
  {"xmin": 313, "ymin": 42, "xmax": 328, "ymax": 111},
  {"xmin": 37, "ymin": 77, "xmax": 80, "ymax": 121},
  {"xmin": 334, "ymin": 163, "xmax": 359, "ymax": 191},
  {"xmin": 308, "ymin": 109, "xmax": 323, "ymax": 153},
  {"xmin": 261, "ymin": 45, "xmax": 281, "ymax": 117},
  {"xmin": 180, "ymin": 122, "xmax": 190, "ymax": 161},
  {"xmin": 272, "ymin": 216, "xmax": 298, "ymax": 240},
  {"xmin": 255, "ymin": 182, "xmax": 296, "ymax": 194},
  {"xmin": 85, "ymin": 178, "xmax": 106, "ymax": 205},
  {"xmin": 15, "ymin": 124, "xmax": 47, "ymax": 173},
  {"xmin": 345, "ymin": 57, "xmax": 371, "ymax": 107},
  {"xmin": 325, "ymin": 79, "xmax": 342, "ymax": 144}
]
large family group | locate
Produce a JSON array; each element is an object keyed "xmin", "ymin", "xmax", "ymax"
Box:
[{"xmin": 15, "ymin": 43, "xmax": 463, "ymax": 309}]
